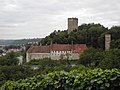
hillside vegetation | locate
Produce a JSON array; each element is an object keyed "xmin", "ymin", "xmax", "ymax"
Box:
[
  {"xmin": 41, "ymin": 23, "xmax": 120, "ymax": 49},
  {"xmin": 1, "ymin": 68, "xmax": 120, "ymax": 90}
]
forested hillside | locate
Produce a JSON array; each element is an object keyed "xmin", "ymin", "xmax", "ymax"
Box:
[{"xmin": 41, "ymin": 23, "xmax": 120, "ymax": 49}]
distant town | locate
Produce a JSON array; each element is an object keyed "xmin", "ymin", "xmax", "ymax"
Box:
[{"xmin": 0, "ymin": 38, "xmax": 40, "ymax": 55}]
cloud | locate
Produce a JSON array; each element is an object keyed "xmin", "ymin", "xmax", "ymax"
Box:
[{"xmin": 0, "ymin": 0, "xmax": 120, "ymax": 39}]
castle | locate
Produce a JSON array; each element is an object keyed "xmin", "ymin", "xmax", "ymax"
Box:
[
  {"xmin": 26, "ymin": 17, "xmax": 112, "ymax": 62},
  {"xmin": 26, "ymin": 18, "xmax": 88, "ymax": 62},
  {"xmin": 26, "ymin": 44, "xmax": 87, "ymax": 62}
]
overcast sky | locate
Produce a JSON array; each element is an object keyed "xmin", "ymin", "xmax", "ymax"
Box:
[{"xmin": 0, "ymin": 0, "xmax": 120, "ymax": 39}]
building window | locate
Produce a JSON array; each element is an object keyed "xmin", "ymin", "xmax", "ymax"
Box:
[{"xmin": 67, "ymin": 51, "xmax": 70, "ymax": 53}]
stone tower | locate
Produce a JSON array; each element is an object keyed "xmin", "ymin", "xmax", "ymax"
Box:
[
  {"xmin": 68, "ymin": 18, "xmax": 78, "ymax": 34},
  {"xmin": 105, "ymin": 34, "xmax": 111, "ymax": 50}
]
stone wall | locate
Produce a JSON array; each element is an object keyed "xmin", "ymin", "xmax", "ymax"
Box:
[
  {"xmin": 68, "ymin": 18, "xmax": 78, "ymax": 34},
  {"xmin": 26, "ymin": 53, "xmax": 50, "ymax": 62},
  {"xmin": 105, "ymin": 34, "xmax": 111, "ymax": 50}
]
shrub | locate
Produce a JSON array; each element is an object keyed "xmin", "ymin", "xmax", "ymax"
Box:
[{"xmin": 1, "ymin": 69, "xmax": 120, "ymax": 90}]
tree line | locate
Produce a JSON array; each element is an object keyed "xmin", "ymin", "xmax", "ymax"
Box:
[{"xmin": 41, "ymin": 23, "xmax": 120, "ymax": 49}]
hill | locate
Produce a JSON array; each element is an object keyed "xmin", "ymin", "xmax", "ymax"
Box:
[
  {"xmin": 0, "ymin": 38, "xmax": 41, "ymax": 46},
  {"xmin": 41, "ymin": 23, "xmax": 120, "ymax": 49}
]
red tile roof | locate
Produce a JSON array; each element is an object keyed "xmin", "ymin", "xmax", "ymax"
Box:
[
  {"xmin": 51, "ymin": 44, "xmax": 72, "ymax": 51},
  {"xmin": 73, "ymin": 44, "xmax": 87, "ymax": 53},
  {"xmin": 27, "ymin": 44, "xmax": 87, "ymax": 53},
  {"xmin": 27, "ymin": 45, "xmax": 50, "ymax": 53}
]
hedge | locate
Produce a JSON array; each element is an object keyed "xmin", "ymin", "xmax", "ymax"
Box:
[{"xmin": 1, "ymin": 68, "xmax": 120, "ymax": 90}]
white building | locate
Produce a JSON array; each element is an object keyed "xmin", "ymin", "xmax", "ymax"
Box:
[{"xmin": 26, "ymin": 44, "xmax": 87, "ymax": 62}]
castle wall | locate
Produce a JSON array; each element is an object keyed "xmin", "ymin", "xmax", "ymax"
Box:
[
  {"xmin": 26, "ymin": 52, "xmax": 81, "ymax": 62},
  {"xmin": 72, "ymin": 53, "xmax": 80, "ymax": 60},
  {"xmin": 26, "ymin": 53, "xmax": 50, "ymax": 62},
  {"xmin": 50, "ymin": 51, "xmax": 72, "ymax": 60}
]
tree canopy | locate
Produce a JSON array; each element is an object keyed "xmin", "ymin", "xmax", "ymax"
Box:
[{"xmin": 41, "ymin": 23, "xmax": 120, "ymax": 49}]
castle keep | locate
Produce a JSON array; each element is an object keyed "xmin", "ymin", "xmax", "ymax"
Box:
[{"xmin": 68, "ymin": 18, "xmax": 78, "ymax": 34}]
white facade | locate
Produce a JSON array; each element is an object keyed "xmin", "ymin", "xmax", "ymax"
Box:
[
  {"xmin": 26, "ymin": 51, "xmax": 80, "ymax": 62},
  {"xmin": 26, "ymin": 53, "xmax": 50, "ymax": 62},
  {"xmin": 51, "ymin": 51, "xmax": 72, "ymax": 60}
]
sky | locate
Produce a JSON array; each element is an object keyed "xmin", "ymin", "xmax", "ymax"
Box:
[{"xmin": 0, "ymin": 0, "xmax": 120, "ymax": 39}]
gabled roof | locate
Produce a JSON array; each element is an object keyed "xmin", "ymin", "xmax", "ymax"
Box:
[
  {"xmin": 51, "ymin": 44, "xmax": 71, "ymax": 51},
  {"xmin": 27, "ymin": 45, "xmax": 50, "ymax": 53},
  {"xmin": 73, "ymin": 44, "xmax": 87, "ymax": 53},
  {"xmin": 27, "ymin": 44, "xmax": 87, "ymax": 53}
]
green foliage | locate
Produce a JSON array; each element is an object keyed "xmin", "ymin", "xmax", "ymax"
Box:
[
  {"xmin": 98, "ymin": 26, "xmax": 120, "ymax": 49},
  {"xmin": 40, "ymin": 23, "xmax": 120, "ymax": 49},
  {"xmin": 26, "ymin": 58, "xmax": 79, "ymax": 66},
  {"xmin": 0, "ymin": 52, "xmax": 19, "ymax": 66},
  {"xmin": 74, "ymin": 69, "xmax": 120, "ymax": 90},
  {"xmin": 107, "ymin": 26, "xmax": 120, "ymax": 40},
  {"xmin": 26, "ymin": 58, "xmax": 60, "ymax": 66},
  {"xmin": 98, "ymin": 49, "xmax": 120, "ymax": 69},
  {"xmin": 0, "ymin": 66, "xmax": 37, "ymax": 87},
  {"xmin": 80, "ymin": 47, "xmax": 104, "ymax": 67},
  {"xmin": 1, "ymin": 69, "xmax": 120, "ymax": 90},
  {"xmin": 79, "ymin": 47, "xmax": 120, "ymax": 69},
  {"xmin": 41, "ymin": 23, "xmax": 107, "ymax": 48},
  {"xmin": 25, "ymin": 59, "xmax": 85, "ymax": 74},
  {"xmin": 111, "ymin": 39, "xmax": 120, "ymax": 49},
  {"xmin": 0, "ymin": 56, "xmax": 86, "ymax": 87}
]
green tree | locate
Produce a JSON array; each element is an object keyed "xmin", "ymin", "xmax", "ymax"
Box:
[
  {"xmin": 98, "ymin": 26, "xmax": 120, "ymax": 49},
  {"xmin": 80, "ymin": 47, "xmax": 104, "ymax": 67},
  {"xmin": 111, "ymin": 39, "xmax": 120, "ymax": 49},
  {"xmin": 98, "ymin": 49, "xmax": 120, "ymax": 69},
  {"xmin": 41, "ymin": 23, "xmax": 107, "ymax": 48},
  {"xmin": 0, "ymin": 52, "xmax": 19, "ymax": 66},
  {"xmin": 0, "ymin": 65, "xmax": 37, "ymax": 86}
]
